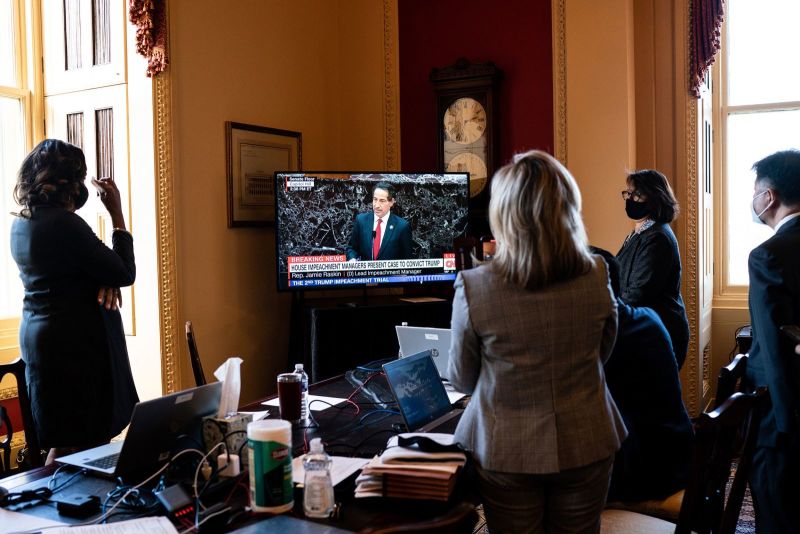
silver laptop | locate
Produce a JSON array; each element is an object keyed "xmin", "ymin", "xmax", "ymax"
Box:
[
  {"xmin": 395, "ymin": 325, "xmax": 452, "ymax": 380},
  {"xmin": 383, "ymin": 351, "xmax": 463, "ymax": 433},
  {"xmin": 57, "ymin": 382, "xmax": 222, "ymax": 482}
]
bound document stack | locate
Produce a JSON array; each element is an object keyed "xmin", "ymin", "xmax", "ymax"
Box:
[{"xmin": 354, "ymin": 433, "xmax": 467, "ymax": 501}]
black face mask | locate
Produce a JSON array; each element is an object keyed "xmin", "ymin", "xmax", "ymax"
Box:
[
  {"xmin": 625, "ymin": 199, "xmax": 650, "ymax": 220},
  {"xmin": 74, "ymin": 183, "xmax": 89, "ymax": 210}
]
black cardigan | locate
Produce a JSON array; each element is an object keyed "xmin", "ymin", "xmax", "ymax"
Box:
[{"xmin": 616, "ymin": 222, "xmax": 690, "ymax": 368}]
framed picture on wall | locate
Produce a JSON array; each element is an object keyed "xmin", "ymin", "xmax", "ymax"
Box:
[{"xmin": 226, "ymin": 121, "xmax": 302, "ymax": 227}]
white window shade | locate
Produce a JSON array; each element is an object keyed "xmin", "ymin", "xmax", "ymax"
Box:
[
  {"xmin": 727, "ymin": 0, "xmax": 800, "ymax": 106},
  {"xmin": 725, "ymin": 110, "xmax": 800, "ymax": 285}
]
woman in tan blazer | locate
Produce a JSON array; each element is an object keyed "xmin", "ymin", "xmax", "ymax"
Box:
[{"xmin": 448, "ymin": 150, "xmax": 626, "ymax": 534}]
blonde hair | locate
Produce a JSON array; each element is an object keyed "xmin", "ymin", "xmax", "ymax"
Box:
[{"xmin": 489, "ymin": 150, "xmax": 593, "ymax": 289}]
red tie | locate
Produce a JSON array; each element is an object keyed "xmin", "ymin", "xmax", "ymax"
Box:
[{"xmin": 373, "ymin": 219, "xmax": 382, "ymax": 260}]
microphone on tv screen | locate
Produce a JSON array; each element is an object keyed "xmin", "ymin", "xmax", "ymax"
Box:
[{"xmin": 372, "ymin": 231, "xmax": 377, "ymax": 239}]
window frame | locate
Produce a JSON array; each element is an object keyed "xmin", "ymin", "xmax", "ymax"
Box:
[
  {"xmin": 714, "ymin": 6, "xmax": 800, "ymax": 306},
  {"xmin": 0, "ymin": 0, "xmax": 41, "ymax": 323}
]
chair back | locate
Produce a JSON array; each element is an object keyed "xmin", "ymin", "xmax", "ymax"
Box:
[
  {"xmin": 0, "ymin": 358, "xmax": 44, "ymax": 471},
  {"xmin": 0, "ymin": 405, "xmax": 11, "ymax": 474},
  {"xmin": 453, "ymin": 237, "xmax": 480, "ymax": 271},
  {"xmin": 714, "ymin": 352, "xmax": 751, "ymax": 409},
  {"xmin": 676, "ymin": 388, "xmax": 767, "ymax": 534},
  {"xmin": 185, "ymin": 321, "xmax": 207, "ymax": 386}
]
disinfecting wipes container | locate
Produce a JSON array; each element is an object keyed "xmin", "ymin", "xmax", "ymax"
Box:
[{"xmin": 248, "ymin": 419, "xmax": 293, "ymax": 513}]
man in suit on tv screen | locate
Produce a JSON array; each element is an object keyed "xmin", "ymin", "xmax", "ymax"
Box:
[{"xmin": 346, "ymin": 182, "xmax": 413, "ymax": 261}]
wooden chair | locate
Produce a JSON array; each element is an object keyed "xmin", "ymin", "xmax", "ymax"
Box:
[
  {"xmin": 0, "ymin": 358, "xmax": 44, "ymax": 471},
  {"xmin": 714, "ymin": 353, "xmax": 750, "ymax": 409},
  {"xmin": 607, "ymin": 352, "xmax": 755, "ymax": 523},
  {"xmin": 0, "ymin": 405, "xmax": 12, "ymax": 474},
  {"xmin": 358, "ymin": 502, "xmax": 478, "ymax": 534},
  {"xmin": 601, "ymin": 389, "xmax": 767, "ymax": 534},
  {"xmin": 185, "ymin": 321, "xmax": 207, "ymax": 386}
]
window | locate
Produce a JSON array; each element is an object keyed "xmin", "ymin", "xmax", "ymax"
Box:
[
  {"xmin": 1, "ymin": 0, "xmax": 129, "ymax": 323},
  {"xmin": 0, "ymin": 0, "xmax": 29, "ymax": 318},
  {"xmin": 720, "ymin": 0, "xmax": 800, "ymax": 289}
]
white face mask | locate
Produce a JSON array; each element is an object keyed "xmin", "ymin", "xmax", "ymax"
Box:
[{"xmin": 751, "ymin": 190, "xmax": 770, "ymax": 225}]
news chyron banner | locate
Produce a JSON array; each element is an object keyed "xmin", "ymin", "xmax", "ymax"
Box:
[{"xmin": 287, "ymin": 254, "xmax": 457, "ymax": 287}]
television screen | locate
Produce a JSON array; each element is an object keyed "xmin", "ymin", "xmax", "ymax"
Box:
[{"xmin": 275, "ymin": 172, "xmax": 469, "ymax": 291}]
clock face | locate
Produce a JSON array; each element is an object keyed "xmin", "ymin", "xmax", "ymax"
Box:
[
  {"xmin": 447, "ymin": 152, "xmax": 488, "ymax": 198},
  {"xmin": 443, "ymin": 97, "xmax": 487, "ymax": 145}
]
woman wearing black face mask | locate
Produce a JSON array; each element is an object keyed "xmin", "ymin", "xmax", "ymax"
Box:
[
  {"xmin": 616, "ymin": 169, "xmax": 690, "ymax": 369},
  {"xmin": 10, "ymin": 139, "xmax": 138, "ymax": 463}
]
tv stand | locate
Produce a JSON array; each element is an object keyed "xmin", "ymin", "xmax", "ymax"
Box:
[
  {"xmin": 288, "ymin": 294, "xmax": 452, "ymax": 381},
  {"xmin": 337, "ymin": 288, "xmax": 371, "ymax": 308}
]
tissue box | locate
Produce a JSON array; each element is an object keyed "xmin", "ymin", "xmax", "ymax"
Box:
[{"xmin": 203, "ymin": 413, "xmax": 253, "ymax": 469}]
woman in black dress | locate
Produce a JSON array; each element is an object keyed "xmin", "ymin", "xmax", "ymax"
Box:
[
  {"xmin": 616, "ymin": 169, "xmax": 690, "ymax": 368},
  {"xmin": 10, "ymin": 139, "xmax": 138, "ymax": 463}
]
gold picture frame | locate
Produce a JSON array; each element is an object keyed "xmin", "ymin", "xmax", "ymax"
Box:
[{"xmin": 225, "ymin": 121, "xmax": 302, "ymax": 227}]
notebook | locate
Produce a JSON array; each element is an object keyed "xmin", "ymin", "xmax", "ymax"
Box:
[
  {"xmin": 382, "ymin": 351, "xmax": 463, "ymax": 433},
  {"xmin": 57, "ymin": 382, "xmax": 222, "ymax": 482},
  {"xmin": 395, "ymin": 325, "xmax": 452, "ymax": 380}
]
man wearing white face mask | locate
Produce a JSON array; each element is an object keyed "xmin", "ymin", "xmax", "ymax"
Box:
[{"xmin": 746, "ymin": 149, "xmax": 800, "ymax": 533}]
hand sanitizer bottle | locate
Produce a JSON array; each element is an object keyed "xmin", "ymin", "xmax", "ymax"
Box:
[
  {"xmin": 294, "ymin": 363, "xmax": 309, "ymax": 423},
  {"xmin": 303, "ymin": 438, "xmax": 334, "ymax": 518}
]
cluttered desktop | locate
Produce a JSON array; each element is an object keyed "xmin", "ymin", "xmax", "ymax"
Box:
[{"xmin": 0, "ymin": 348, "xmax": 473, "ymax": 533}]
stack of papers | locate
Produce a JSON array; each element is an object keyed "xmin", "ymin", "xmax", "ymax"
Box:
[{"xmin": 354, "ymin": 433, "xmax": 466, "ymax": 501}]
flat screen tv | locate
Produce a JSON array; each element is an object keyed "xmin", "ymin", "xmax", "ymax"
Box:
[{"xmin": 275, "ymin": 172, "xmax": 469, "ymax": 291}]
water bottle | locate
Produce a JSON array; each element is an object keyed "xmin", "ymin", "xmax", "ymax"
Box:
[
  {"xmin": 303, "ymin": 438, "xmax": 334, "ymax": 518},
  {"xmin": 294, "ymin": 363, "xmax": 309, "ymax": 423}
]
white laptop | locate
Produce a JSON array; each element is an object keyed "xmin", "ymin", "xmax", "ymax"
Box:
[
  {"xmin": 395, "ymin": 325, "xmax": 452, "ymax": 380},
  {"xmin": 57, "ymin": 382, "xmax": 222, "ymax": 482}
]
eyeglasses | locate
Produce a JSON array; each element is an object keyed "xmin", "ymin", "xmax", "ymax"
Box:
[{"xmin": 621, "ymin": 190, "xmax": 644, "ymax": 202}]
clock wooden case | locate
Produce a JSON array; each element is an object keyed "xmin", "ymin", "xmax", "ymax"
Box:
[{"xmin": 430, "ymin": 59, "xmax": 502, "ymax": 227}]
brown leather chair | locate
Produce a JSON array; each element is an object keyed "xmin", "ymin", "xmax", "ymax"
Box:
[
  {"xmin": 0, "ymin": 357, "xmax": 44, "ymax": 471},
  {"xmin": 185, "ymin": 321, "xmax": 207, "ymax": 386}
]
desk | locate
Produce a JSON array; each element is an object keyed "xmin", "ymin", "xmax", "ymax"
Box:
[
  {"xmin": 293, "ymin": 296, "xmax": 452, "ymax": 382},
  {"xmin": 2, "ymin": 373, "xmax": 474, "ymax": 532}
]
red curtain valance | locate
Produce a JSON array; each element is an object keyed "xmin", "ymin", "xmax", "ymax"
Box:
[
  {"xmin": 129, "ymin": 0, "xmax": 168, "ymax": 77},
  {"xmin": 689, "ymin": 0, "xmax": 725, "ymax": 98}
]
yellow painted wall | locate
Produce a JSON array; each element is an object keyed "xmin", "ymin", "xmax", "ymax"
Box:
[
  {"xmin": 563, "ymin": 0, "xmax": 713, "ymax": 413},
  {"xmin": 565, "ymin": 0, "xmax": 637, "ymax": 253},
  {"xmin": 168, "ymin": 1, "xmax": 392, "ymax": 404}
]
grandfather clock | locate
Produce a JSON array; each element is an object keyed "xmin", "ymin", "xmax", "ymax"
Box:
[{"xmin": 430, "ymin": 58, "xmax": 502, "ymax": 235}]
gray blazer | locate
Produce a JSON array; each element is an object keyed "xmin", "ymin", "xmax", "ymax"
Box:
[{"xmin": 448, "ymin": 255, "xmax": 627, "ymax": 474}]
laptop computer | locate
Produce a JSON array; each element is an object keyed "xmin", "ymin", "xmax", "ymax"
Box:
[
  {"xmin": 57, "ymin": 382, "xmax": 222, "ymax": 482},
  {"xmin": 382, "ymin": 351, "xmax": 463, "ymax": 433},
  {"xmin": 395, "ymin": 325, "xmax": 452, "ymax": 380}
]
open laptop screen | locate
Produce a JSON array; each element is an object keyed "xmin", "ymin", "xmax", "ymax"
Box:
[
  {"xmin": 383, "ymin": 351, "xmax": 453, "ymax": 431},
  {"xmin": 57, "ymin": 382, "xmax": 222, "ymax": 482}
]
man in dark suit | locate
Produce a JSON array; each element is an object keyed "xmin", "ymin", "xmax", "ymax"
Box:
[
  {"xmin": 591, "ymin": 248, "xmax": 692, "ymax": 502},
  {"xmin": 346, "ymin": 182, "xmax": 413, "ymax": 261},
  {"xmin": 746, "ymin": 149, "xmax": 800, "ymax": 533}
]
